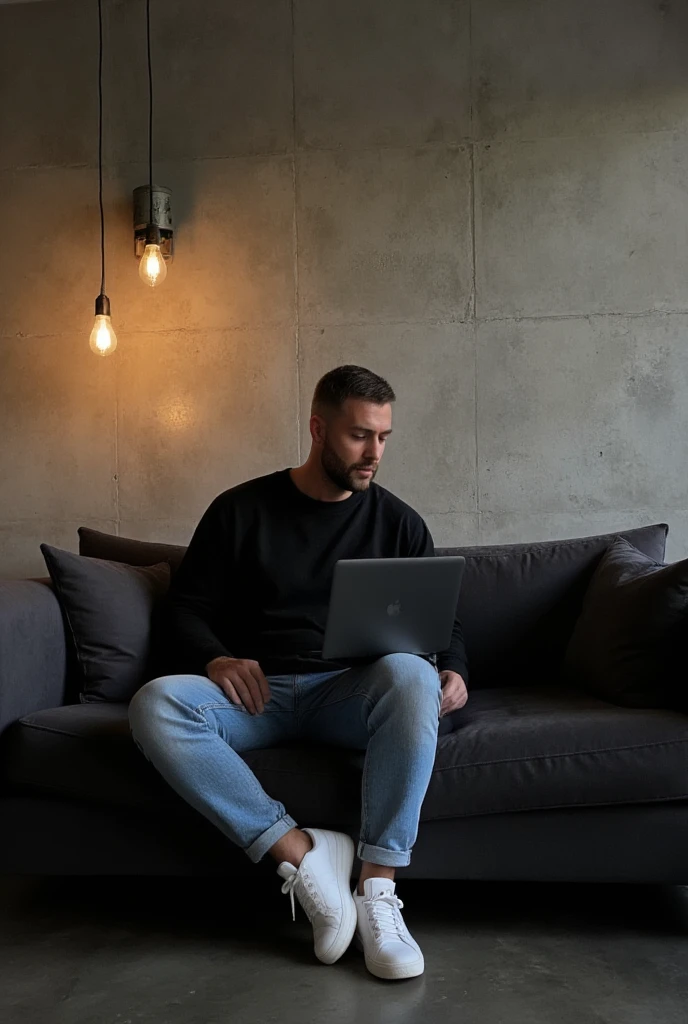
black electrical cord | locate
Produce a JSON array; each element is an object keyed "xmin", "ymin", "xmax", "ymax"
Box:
[
  {"xmin": 147, "ymin": 0, "xmax": 153, "ymax": 227},
  {"xmin": 98, "ymin": 0, "xmax": 105, "ymax": 296}
]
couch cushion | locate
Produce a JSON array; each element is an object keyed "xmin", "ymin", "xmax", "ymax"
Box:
[{"xmin": 2, "ymin": 685, "xmax": 686, "ymax": 825}]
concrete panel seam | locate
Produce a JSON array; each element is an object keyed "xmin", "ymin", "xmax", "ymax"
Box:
[
  {"xmin": 0, "ymin": 321, "xmax": 455, "ymax": 341},
  {"xmin": 479, "ymin": 310, "xmax": 688, "ymax": 325},
  {"xmin": 114, "ymin": 358, "xmax": 120, "ymax": 534},
  {"xmin": 474, "ymin": 320, "xmax": 479, "ymax": 519},
  {"xmin": 291, "ymin": 0, "xmax": 301, "ymax": 465},
  {"xmin": 476, "ymin": 508, "xmax": 688, "ymax": 517},
  {"xmin": 468, "ymin": 0, "xmax": 474, "ymax": 143},
  {"xmin": 298, "ymin": 317, "xmax": 472, "ymax": 330},
  {"xmin": 0, "ymin": 161, "xmax": 95, "ymax": 174},
  {"xmin": 293, "ymin": 141, "xmax": 471, "ymax": 156},
  {"xmin": 469, "ymin": 0, "xmax": 480, "ymax": 529},
  {"xmin": 476, "ymin": 126, "xmax": 685, "ymax": 147},
  {"xmin": 0, "ymin": 151, "xmax": 295, "ymax": 175}
]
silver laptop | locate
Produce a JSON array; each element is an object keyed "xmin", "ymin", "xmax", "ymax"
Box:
[{"xmin": 321, "ymin": 556, "xmax": 466, "ymax": 660}]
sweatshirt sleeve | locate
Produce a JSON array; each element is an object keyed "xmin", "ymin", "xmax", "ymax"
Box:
[
  {"xmin": 405, "ymin": 515, "xmax": 469, "ymax": 682},
  {"xmin": 167, "ymin": 495, "xmax": 235, "ymax": 675}
]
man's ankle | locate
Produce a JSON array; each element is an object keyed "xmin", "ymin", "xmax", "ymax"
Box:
[
  {"xmin": 357, "ymin": 862, "xmax": 395, "ymax": 894},
  {"xmin": 269, "ymin": 827, "xmax": 313, "ymax": 868}
]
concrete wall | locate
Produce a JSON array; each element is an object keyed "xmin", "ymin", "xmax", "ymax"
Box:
[{"xmin": 1, "ymin": 0, "xmax": 687, "ymax": 578}]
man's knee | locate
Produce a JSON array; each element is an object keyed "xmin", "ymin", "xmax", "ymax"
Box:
[
  {"xmin": 129, "ymin": 674, "xmax": 170, "ymax": 720},
  {"xmin": 373, "ymin": 653, "xmax": 441, "ymax": 702},
  {"xmin": 128, "ymin": 673, "xmax": 203, "ymax": 742}
]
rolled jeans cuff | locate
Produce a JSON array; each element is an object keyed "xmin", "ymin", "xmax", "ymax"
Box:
[
  {"xmin": 245, "ymin": 813, "xmax": 298, "ymax": 863},
  {"xmin": 357, "ymin": 840, "xmax": 411, "ymax": 868}
]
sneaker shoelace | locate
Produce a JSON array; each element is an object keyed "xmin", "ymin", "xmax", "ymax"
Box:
[
  {"xmin": 365, "ymin": 891, "xmax": 406, "ymax": 941},
  {"xmin": 281, "ymin": 868, "xmax": 328, "ymax": 923}
]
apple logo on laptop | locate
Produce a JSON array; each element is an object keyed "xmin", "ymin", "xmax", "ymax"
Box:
[{"xmin": 387, "ymin": 599, "xmax": 401, "ymax": 617}]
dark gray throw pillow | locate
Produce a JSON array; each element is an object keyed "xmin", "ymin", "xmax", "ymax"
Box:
[
  {"xmin": 40, "ymin": 543, "xmax": 171, "ymax": 703},
  {"xmin": 563, "ymin": 536, "xmax": 688, "ymax": 710}
]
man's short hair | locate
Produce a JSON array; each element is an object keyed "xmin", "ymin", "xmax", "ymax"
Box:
[{"xmin": 312, "ymin": 365, "xmax": 396, "ymax": 418}]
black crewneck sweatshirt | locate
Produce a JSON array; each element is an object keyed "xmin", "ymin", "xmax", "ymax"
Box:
[{"xmin": 167, "ymin": 468, "xmax": 469, "ymax": 680}]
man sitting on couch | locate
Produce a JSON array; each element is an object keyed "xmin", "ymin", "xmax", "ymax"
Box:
[{"xmin": 128, "ymin": 364, "xmax": 469, "ymax": 981}]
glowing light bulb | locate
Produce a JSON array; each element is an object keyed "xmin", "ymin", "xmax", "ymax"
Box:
[
  {"xmin": 89, "ymin": 294, "xmax": 117, "ymax": 357},
  {"xmin": 89, "ymin": 314, "xmax": 118, "ymax": 356},
  {"xmin": 139, "ymin": 243, "xmax": 167, "ymax": 287}
]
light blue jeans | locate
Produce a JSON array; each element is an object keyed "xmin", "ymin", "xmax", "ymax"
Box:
[{"xmin": 128, "ymin": 653, "xmax": 442, "ymax": 868}]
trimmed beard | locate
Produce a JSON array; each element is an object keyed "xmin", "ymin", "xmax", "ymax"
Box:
[{"xmin": 321, "ymin": 438, "xmax": 377, "ymax": 493}]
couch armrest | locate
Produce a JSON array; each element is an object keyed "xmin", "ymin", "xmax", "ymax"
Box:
[{"xmin": 0, "ymin": 578, "xmax": 70, "ymax": 736}]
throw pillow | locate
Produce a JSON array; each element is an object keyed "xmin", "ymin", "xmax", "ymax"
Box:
[
  {"xmin": 40, "ymin": 543, "xmax": 171, "ymax": 703},
  {"xmin": 563, "ymin": 536, "xmax": 688, "ymax": 709}
]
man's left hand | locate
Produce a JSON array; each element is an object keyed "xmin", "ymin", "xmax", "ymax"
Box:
[{"xmin": 439, "ymin": 671, "xmax": 468, "ymax": 717}]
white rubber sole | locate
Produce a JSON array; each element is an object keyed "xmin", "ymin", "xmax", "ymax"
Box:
[
  {"xmin": 307, "ymin": 829, "xmax": 357, "ymax": 965},
  {"xmin": 353, "ymin": 931, "xmax": 425, "ymax": 980}
]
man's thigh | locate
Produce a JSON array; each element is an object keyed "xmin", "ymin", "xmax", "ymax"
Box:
[
  {"xmin": 133, "ymin": 672, "xmax": 298, "ymax": 754},
  {"xmin": 212, "ymin": 672, "xmax": 301, "ymax": 751},
  {"xmin": 295, "ymin": 654, "xmax": 439, "ymax": 749}
]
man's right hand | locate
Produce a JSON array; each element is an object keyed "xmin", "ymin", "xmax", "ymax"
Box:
[{"xmin": 206, "ymin": 657, "xmax": 271, "ymax": 715}]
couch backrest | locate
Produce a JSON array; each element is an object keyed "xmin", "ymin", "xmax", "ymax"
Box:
[
  {"xmin": 80, "ymin": 522, "xmax": 669, "ymax": 691},
  {"xmin": 437, "ymin": 523, "xmax": 668, "ymax": 689},
  {"xmin": 78, "ymin": 528, "xmax": 187, "ymax": 572},
  {"xmin": 0, "ymin": 522, "xmax": 669, "ymax": 733}
]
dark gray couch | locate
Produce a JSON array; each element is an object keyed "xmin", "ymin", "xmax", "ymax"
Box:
[{"xmin": 1, "ymin": 522, "xmax": 686, "ymax": 881}]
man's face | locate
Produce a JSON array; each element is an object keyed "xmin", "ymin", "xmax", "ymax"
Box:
[{"xmin": 318, "ymin": 398, "xmax": 393, "ymax": 493}]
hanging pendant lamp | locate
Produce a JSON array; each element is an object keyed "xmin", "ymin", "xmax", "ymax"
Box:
[
  {"xmin": 89, "ymin": 0, "xmax": 117, "ymax": 356},
  {"xmin": 136, "ymin": 0, "xmax": 172, "ymax": 288}
]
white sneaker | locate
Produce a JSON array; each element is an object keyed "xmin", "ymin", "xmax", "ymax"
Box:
[
  {"xmin": 277, "ymin": 828, "xmax": 357, "ymax": 965},
  {"xmin": 353, "ymin": 878, "xmax": 424, "ymax": 980}
]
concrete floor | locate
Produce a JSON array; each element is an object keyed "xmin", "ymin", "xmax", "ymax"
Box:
[{"xmin": 0, "ymin": 876, "xmax": 686, "ymax": 1024}]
